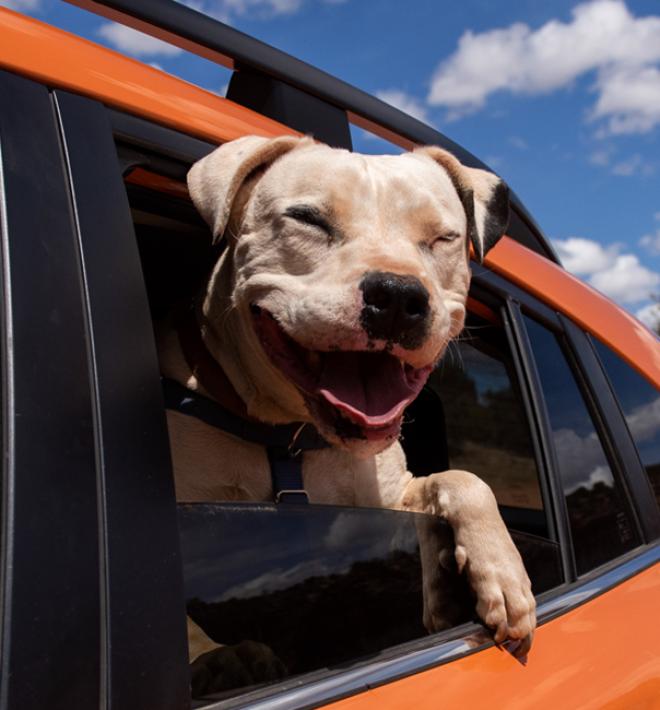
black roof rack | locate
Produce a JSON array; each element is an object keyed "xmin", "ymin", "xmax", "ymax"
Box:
[{"xmin": 67, "ymin": 0, "xmax": 560, "ymax": 263}]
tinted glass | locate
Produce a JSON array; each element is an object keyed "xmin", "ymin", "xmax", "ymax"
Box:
[
  {"xmin": 179, "ymin": 503, "xmax": 560, "ymax": 702},
  {"xmin": 403, "ymin": 313, "xmax": 546, "ymax": 539},
  {"xmin": 525, "ymin": 318, "xmax": 640, "ymax": 574},
  {"xmin": 592, "ymin": 338, "xmax": 660, "ymax": 510}
]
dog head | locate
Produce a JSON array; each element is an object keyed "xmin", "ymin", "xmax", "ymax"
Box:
[{"xmin": 188, "ymin": 135, "xmax": 509, "ymax": 456}]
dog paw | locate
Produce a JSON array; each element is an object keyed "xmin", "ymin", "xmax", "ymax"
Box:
[
  {"xmin": 190, "ymin": 640, "xmax": 287, "ymax": 698},
  {"xmin": 454, "ymin": 536, "xmax": 536, "ymax": 656}
]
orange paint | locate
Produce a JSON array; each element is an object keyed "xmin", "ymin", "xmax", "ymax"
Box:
[
  {"xmin": 487, "ymin": 236, "xmax": 660, "ymax": 388},
  {"xmin": 0, "ymin": 7, "xmax": 296, "ymax": 145},
  {"xmin": 125, "ymin": 168, "xmax": 190, "ymax": 200},
  {"xmin": 327, "ymin": 562, "xmax": 660, "ymax": 709}
]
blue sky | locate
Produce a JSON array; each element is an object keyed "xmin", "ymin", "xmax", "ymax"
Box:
[{"xmin": 3, "ymin": 0, "xmax": 660, "ymax": 329}]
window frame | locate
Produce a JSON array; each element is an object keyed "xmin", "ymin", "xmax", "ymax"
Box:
[{"xmin": 54, "ymin": 89, "xmax": 190, "ymax": 709}]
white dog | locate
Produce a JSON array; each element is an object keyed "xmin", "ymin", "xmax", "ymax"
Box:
[{"xmin": 157, "ymin": 135, "xmax": 536, "ymax": 690}]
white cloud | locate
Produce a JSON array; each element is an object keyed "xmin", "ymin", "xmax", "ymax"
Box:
[
  {"xmin": 625, "ymin": 394, "xmax": 660, "ymax": 441},
  {"xmin": 554, "ymin": 236, "xmax": 660, "ymax": 304},
  {"xmin": 0, "ymin": 0, "xmax": 40, "ymax": 10},
  {"xmin": 508, "ymin": 136, "xmax": 528, "ymax": 150},
  {"xmin": 375, "ymin": 89, "xmax": 430, "ymax": 124},
  {"xmin": 589, "ymin": 149, "xmax": 611, "ymax": 166},
  {"xmin": 592, "ymin": 64, "xmax": 660, "ymax": 135},
  {"xmin": 427, "ymin": 0, "xmax": 660, "ymax": 134},
  {"xmin": 635, "ymin": 302, "xmax": 660, "ymax": 331},
  {"xmin": 553, "ymin": 237, "xmax": 618, "ymax": 274},
  {"xmin": 98, "ymin": 23, "xmax": 184, "ymax": 57},
  {"xmin": 177, "ymin": 0, "xmax": 309, "ymax": 21},
  {"xmin": 640, "ymin": 228, "xmax": 660, "ymax": 255},
  {"xmin": 589, "ymin": 254, "xmax": 660, "ymax": 303},
  {"xmin": 610, "ymin": 155, "xmax": 639, "ymax": 176}
]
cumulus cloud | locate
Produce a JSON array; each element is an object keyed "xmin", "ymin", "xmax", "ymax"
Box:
[
  {"xmin": 635, "ymin": 302, "xmax": 660, "ymax": 330},
  {"xmin": 592, "ymin": 64, "xmax": 660, "ymax": 135},
  {"xmin": 640, "ymin": 228, "xmax": 660, "ymax": 255},
  {"xmin": 554, "ymin": 237, "xmax": 618, "ymax": 274},
  {"xmin": 375, "ymin": 89, "xmax": 431, "ymax": 124},
  {"xmin": 177, "ymin": 0, "xmax": 339, "ymax": 22},
  {"xmin": 554, "ymin": 236, "xmax": 660, "ymax": 304},
  {"xmin": 98, "ymin": 23, "xmax": 184, "ymax": 57},
  {"xmin": 589, "ymin": 254, "xmax": 660, "ymax": 303},
  {"xmin": 0, "ymin": 0, "xmax": 40, "ymax": 10},
  {"xmin": 427, "ymin": 0, "xmax": 660, "ymax": 134}
]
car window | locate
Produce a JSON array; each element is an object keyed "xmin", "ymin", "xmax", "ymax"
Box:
[
  {"xmin": 591, "ymin": 337, "xmax": 660, "ymax": 512},
  {"xmin": 524, "ymin": 317, "xmax": 641, "ymax": 574},
  {"xmin": 403, "ymin": 310, "xmax": 548, "ymax": 540},
  {"xmin": 179, "ymin": 502, "xmax": 560, "ymax": 704}
]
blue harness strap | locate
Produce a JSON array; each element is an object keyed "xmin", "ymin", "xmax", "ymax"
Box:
[{"xmin": 162, "ymin": 377, "xmax": 329, "ymax": 503}]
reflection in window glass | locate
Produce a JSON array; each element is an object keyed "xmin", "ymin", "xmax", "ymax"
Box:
[
  {"xmin": 525, "ymin": 318, "xmax": 640, "ymax": 574},
  {"xmin": 179, "ymin": 503, "xmax": 562, "ymax": 702},
  {"xmin": 592, "ymin": 338, "xmax": 660, "ymax": 510},
  {"xmin": 406, "ymin": 315, "xmax": 546, "ymax": 538}
]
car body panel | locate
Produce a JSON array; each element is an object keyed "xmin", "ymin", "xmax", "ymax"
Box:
[
  {"xmin": 486, "ymin": 237, "xmax": 660, "ymax": 388},
  {"xmin": 326, "ymin": 561, "xmax": 660, "ymax": 710},
  {"xmin": 0, "ymin": 6, "xmax": 294, "ymax": 144}
]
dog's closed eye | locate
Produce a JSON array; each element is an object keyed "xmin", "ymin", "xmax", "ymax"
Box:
[
  {"xmin": 283, "ymin": 204, "xmax": 333, "ymax": 236},
  {"xmin": 432, "ymin": 231, "xmax": 460, "ymax": 245},
  {"xmin": 420, "ymin": 232, "xmax": 461, "ymax": 252}
]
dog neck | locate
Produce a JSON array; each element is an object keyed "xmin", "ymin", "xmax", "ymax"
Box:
[{"xmin": 175, "ymin": 305, "xmax": 254, "ymax": 420}]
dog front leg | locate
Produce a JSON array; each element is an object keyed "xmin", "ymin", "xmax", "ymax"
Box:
[{"xmin": 402, "ymin": 470, "xmax": 536, "ymax": 655}]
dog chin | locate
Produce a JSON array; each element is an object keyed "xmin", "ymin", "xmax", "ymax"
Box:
[{"xmin": 250, "ymin": 305, "xmax": 433, "ymax": 449}]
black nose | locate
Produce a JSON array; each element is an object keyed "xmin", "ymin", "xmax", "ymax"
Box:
[{"xmin": 360, "ymin": 271, "xmax": 430, "ymax": 348}]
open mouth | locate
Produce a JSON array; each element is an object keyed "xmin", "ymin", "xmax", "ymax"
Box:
[{"xmin": 251, "ymin": 307, "xmax": 432, "ymax": 441}]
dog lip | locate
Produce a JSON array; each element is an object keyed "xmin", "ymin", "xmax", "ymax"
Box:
[{"xmin": 250, "ymin": 305, "xmax": 433, "ymax": 439}]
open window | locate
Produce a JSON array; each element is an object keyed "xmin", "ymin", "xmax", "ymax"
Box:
[{"xmin": 114, "ymin": 131, "xmax": 565, "ymax": 704}]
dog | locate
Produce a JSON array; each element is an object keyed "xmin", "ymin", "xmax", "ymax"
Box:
[{"xmin": 157, "ymin": 135, "xmax": 536, "ymax": 693}]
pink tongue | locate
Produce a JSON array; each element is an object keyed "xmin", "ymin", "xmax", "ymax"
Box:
[{"xmin": 318, "ymin": 351, "xmax": 428, "ymax": 428}]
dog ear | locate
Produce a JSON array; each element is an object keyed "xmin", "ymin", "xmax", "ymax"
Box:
[
  {"xmin": 414, "ymin": 146, "xmax": 510, "ymax": 262},
  {"xmin": 187, "ymin": 135, "xmax": 307, "ymax": 243}
]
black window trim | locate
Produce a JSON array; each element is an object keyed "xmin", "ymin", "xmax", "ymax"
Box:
[
  {"xmin": 467, "ymin": 279, "xmax": 559, "ymax": 546},
  {"xmin": 0, "ymin": 71, "xmax": 103, "ymax": 710},
  {"xmin": 53, "ymin": 89, "xmax": 190, "ymax": 710}
]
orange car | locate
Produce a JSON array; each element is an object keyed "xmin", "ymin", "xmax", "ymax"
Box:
[{"xmin": 0, "ymin": 2, "xmax": 658, "ymax": 709}]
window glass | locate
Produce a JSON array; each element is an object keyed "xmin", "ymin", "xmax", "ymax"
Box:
[
  {"xmin": 524, "ymin": 317, "xmax": 640, "ymax": 574},
  {"xmin": 592, "ymin": 338, "xmax": 660, "ymax": 510},
  {"xmin": 179, "ymin": 503, "xmax": 561, "ymax": 703},
  {"xmin": 403, "ymin": 312, "xmax": 547, "ymax": 539}
]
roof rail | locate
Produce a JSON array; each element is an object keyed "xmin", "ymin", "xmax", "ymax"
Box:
[{"xmin": 66, "ymin": 0, "xmax": 560, "ymax": 263}]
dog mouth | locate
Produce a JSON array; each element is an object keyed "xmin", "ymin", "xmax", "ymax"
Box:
[{"xmin": 251, "ymin": 306, "xmax": 432, "ymax": 441}]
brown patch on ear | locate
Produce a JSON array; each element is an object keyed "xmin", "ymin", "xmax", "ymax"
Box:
[
  {"xmin": 414, "ymin": 146, "xmax": 510, "ymax": 262},
  {"xmin": 187, "ymin": 135, "xmax": 311, "ymax": 244}
]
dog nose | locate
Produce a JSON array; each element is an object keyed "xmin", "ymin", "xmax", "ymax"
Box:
[{"xmin": 360, "ymin": 271, "xmax": 430, "ymax": 348}]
